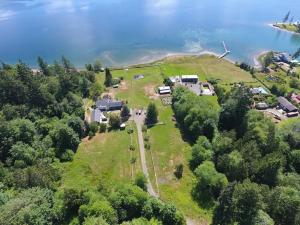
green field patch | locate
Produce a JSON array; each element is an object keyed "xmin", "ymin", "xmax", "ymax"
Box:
[{"xmin": 62, "ymin": 122, "xmax": 141, "ymax": 190}]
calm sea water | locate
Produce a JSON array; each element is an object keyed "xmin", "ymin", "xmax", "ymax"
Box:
[{"xmin": 0, "ymin": 0, "xmax": 299, "ymax": 67}]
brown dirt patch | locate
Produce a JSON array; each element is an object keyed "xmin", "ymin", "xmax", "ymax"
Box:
[
  {"xmin": 120, "ymin": 81, "xmax": 128, "ymax": 91},
  {"xmin": 144, "ymin": 84, "xmax": 160, "ymax": 100}
]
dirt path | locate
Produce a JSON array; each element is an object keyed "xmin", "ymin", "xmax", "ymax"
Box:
[{"xmin": 133, "ymin": 110, "xmax": 159, "ymax": 198}]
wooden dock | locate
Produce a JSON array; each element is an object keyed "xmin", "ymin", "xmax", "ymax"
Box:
[{"xmin": 219, "ymin": 41, "xmax": 231, "ymax": 58}]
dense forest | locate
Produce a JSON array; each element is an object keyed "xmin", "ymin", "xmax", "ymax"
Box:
[
  {"xmin": 172, "ymin": 85, "xmax": 300, "ymax": 225},
  {"xmin": 0, "ymin": 58, "xmax": 184, "ymax": 225}
]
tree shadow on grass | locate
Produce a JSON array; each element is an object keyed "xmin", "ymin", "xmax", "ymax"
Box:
[{"xmin": 173, "ymin": 120, "xmax": 195, "ymax": 145}]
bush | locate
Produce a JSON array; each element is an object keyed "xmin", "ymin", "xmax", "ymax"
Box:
[
  {"xmin": 142, "ymin": 125, "xmax": 147, "ymax": 133},
  {"xmin": 135, "ymin": 173, "xmax": 147, "ymax": 191},
  {"xmin": 144, "ymin": 135, "xmax": 150, "ymax": 142},
  {"xmin": 127, "ymin": 128, "xmax": 134, "ymax": 134},
  {"xmin": 89, "ymin": 122, "xmax": 99, "ymax": 134},
  {"xmin": 61, "ymin": 149, "xmax": 75, "ymax": 162},
  {"xmin": 129, "ymin": 145, "xmax": 136, "ymax": 151},
  {"xmin": 109, "ymin": 114, "xmax": 121, "ymax": 129},
  {"xmin": 88, "ymin": 131, "xmax": 95, "ymax": 139},
  {"xmin": 99, "ymin": 123, "xmax": 107, "ymax": 133},
  {"xmin": 174, "ymin": 164, "xmax": 184, "ymax": 179},
  {"xmin": 144, "ymin": 143, "xmax": 151, "ymax": 150}
]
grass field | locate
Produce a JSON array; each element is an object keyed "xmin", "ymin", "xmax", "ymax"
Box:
[
  {"xmin": 146, "ymin": 100, "xmax": 216, "ymax": 224},
  {"xmin": 159, "ymin": 55, "xmax": 257, "ymax": 85},
  {"xmin": 62, "ymin": 122, "xmax": 141, "ymax": 190},
  {"xmin": 62, "ymin": 55, "xmax": 259, "ymax": 224}
]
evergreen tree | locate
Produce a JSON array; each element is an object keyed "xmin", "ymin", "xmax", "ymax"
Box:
[
  {"xmin": 146, "ymin": 102, "xmax": 158, "ymax": 125},
  {"xmin": 104, "ymin": 68, "xmax": 112, "ymax": 87},
  {"xmin": 37, "ymin": 56, "xmax": 50, "ymax": 76}
]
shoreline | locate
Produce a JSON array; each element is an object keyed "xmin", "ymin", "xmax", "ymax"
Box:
[
  {"xmin": 268, "ymin": 23, "xmax": 300, "ymax": 36},
  {"xmin": 253, "ymin": 50, "xmax": 271, "ymax": 69},
  {"xmin": 31, "ymin": 50, "xmax": 237, "ymax": 72},
  {"xmin": 110, "ymin": 50, "xmax": 236, "ymax": 70}
]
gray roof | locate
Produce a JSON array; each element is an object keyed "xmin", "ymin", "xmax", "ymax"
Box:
[
  {"xmin": 96, "ymin": 98, "xmax": 123, "ymax": 111},
  {"xmin": 91, "ymin": 108, "xmax": 101, "ymax": 123},
  {"xmin": 278, "ymin": 97, "xmax": 298, "ymax": 112},
  {"xmin": 274, "ymin": 53, "xmax": 292, "ymax": 63}
]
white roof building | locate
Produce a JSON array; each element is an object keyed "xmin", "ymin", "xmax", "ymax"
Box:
[
  {"xmin": 181, "ymin": 75, "xmax": 199, "ymax": 80},
  {"xmin": 158, "ymin": 86, "xmax": 171, "ymax": 94}
]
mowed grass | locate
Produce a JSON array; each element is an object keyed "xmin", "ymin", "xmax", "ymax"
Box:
[
  {"xmin": 158, "ymin": 55, "xmax": 258, "ymax": 85},
  {"xmin": 62, "ymin": 122, "xmax": 141, "ymax": 190},
  {"xmin": 145, "ymin": 97, "xmax": 219, "ymax": 223},
  {"xmin": 111, "ymin": 66, "xmax": 162, "ymax": 108}
]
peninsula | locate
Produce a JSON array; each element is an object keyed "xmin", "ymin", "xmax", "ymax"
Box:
[{"xmin": 273, "ymin": 22, "xmax": 300, "ymax": 34}]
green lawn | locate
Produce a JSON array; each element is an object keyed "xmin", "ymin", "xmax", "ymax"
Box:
[
  {"xmin": 62, "ymin": 122, "xmax": 141, "ymax": 190},
  {"xmin": 158, "ymin": 55, "xmax": 257, "ymax": 85},
  {"xmin": 112, "ymin": 66, "xmax": 162, "ymax": 108},
  {"xmin": 62, "ymin": 55, "xmax": 257, "ymax": 223},
  {"xmin": 146, "ymin": 100, "xmax": 214, "ymax": 224}
]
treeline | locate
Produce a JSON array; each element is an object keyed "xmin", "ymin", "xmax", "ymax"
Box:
[
  {"xmin": 0, "ymin": 182, "xmax": 184, "ymax": 225},
  {"xmin": 172, "ymin": 85, "xmax": 300, "ymax": 225}
]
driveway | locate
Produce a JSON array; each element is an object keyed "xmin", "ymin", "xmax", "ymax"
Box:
[{"xmin": 133, "ymin": 109, "xmax": 159, "ymax": 198}]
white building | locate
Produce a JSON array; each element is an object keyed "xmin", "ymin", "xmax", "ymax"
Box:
[
  {"xmin": 181, "ymin": 75, "xmax": 199, "ymax": 83},
  {"xmin": 158, "ymin": 86, "xmax": 171, "ymax": 95}
]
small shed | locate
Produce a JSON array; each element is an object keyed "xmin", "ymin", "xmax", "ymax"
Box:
[
  {"xmin": 256, "ymin": 102, "xmax": 268, "ymax": 110},
  {"xmin": 158, "ymin": 86, "xmax": 171, "ymax": 95},
  {"xmin": 250, "ymin": 87, "xmax": 269, "ymax": 95}
]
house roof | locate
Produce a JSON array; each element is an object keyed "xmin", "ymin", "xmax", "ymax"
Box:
[
  {"xmin": 181, "ymin": 75, "xmax": 199, "ymax": 80},
  {"xmin": 251, "ymin": 87, "xmax": 268, "ymax": 95},
  {"xmin": 274, "ymin": 53, "xmax": 292, "ymax": 63},
  {"xmin": 158, "ymin": 86, "xmax": 171, "ymax": 91},
  {"xmin": 91, "ymin": 108, "xmax": 102, "ymax": 123},
  {"xmin": 278, "ymin": 97, "xmax": 298, "ymax": 112},
  {"xmin": 96, "ymin": 98, "xmax": 123, "ymax": 111}
]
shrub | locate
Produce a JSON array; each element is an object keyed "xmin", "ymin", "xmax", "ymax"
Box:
[
  {"xmin": 61, "ymin": 149, "xmax": 75, "ymax": 162},
  {"xmin": 174, "ymin": 164, "xmax": 184, "ymax": 179},
  {"xmin": 134, "ymin": 173, "xmax": 147, "ymax": 191},
  {"xmin": 99, "ymin": 123, "xmax": 107, "ymax": 133}
]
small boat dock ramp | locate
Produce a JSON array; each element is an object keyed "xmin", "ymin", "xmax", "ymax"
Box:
[{"xmin": 219, "ymin": 41, "xmax": 231, "ymax": 58}]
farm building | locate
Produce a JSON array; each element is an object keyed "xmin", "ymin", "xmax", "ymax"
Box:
[
  {"xmin": 181, "ymin": 75, "xmax": 199, "ymax": 83},
  {"xmin": 158, "ymin": 86, "xmax": 171, "ymax": 95},
  {"xmin": 273, "ymin": 52, "xmax": 292, "ymax": 64},
  {"xmin": 278, "ymin": 97, "xmax": 298, "ymax": 113}
]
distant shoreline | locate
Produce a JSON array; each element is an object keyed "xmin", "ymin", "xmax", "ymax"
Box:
[
  {"xmin": 268, "ymin": 23, "xmax": 300, "ymax": 36},
  {"xmin": 110, "ymin": 50, "xmax": 236, "ymax": 70},
  {"xmin": 31, "ymin": 50, "xmax": 237, "ymax": 72}
]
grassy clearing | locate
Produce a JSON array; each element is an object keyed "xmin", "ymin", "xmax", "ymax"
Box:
[
  {"xmin": 158, "ymin": 55, "xmax": 257, "ymax": 85},
  {"xmin": 63, "ymin": 55, "xmax": 256, "ymax": 223},
  {"xmin": 147, "ymin": 100, "xmax": 214, "ymax": 223},
  {"xmin": 62, "ymin": 122, "xmax": 141, "ymax": 190},
  {"xmin": 111, "ymin": 66, "xmax": 162, "ymax": 108}
]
